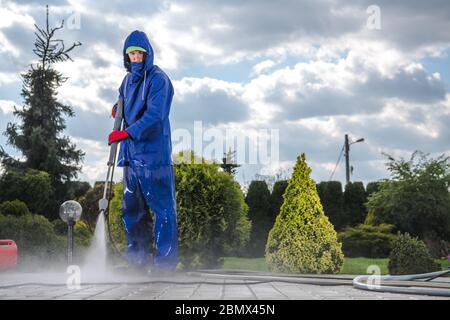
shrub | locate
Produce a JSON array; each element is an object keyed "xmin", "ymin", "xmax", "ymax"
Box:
[
  {"xmin": 108, "ymin": 181, "xmax": 127, "ymax": 252},
  {"xmin": 0, "ymin": 200, "xmax": 31, "ymax": 216},
  {"xmin": 366, "ymin": 151, "xmax": 450, "ymax": 242},
  {"xmin": 388, "ymin": 232, "xmax": 440, "ymax": 275},
  {"xmin": 78, "ymin": 182, "xmax": 109, "ymax": 232},
  {"xmin": 108, "ymin": 151, "xmax": 251, "ymax": 270},
  {"xmin": 52, "ymin": 219, "xmax": 67, "ymax": 236},
  {"xmin": 51, "ymin": 219, "xmax": 92, "ymax": 261},
  {"xmin": 266, "ymin": 153, "xmax": 344, "ymax": 274},
  {"xmin": 245, "ymin": 181, "xmax": 272, "ymax": 257},
  {"xmin": 316, "ymin": 181, "xmax": 344, "ymax": 230},
  {"xmin": 366, "ymin": 181, "xmax": 381, "ymax": 197},
  {"xmin": 342, "ymin": 181, "xmax": 367, "ymax": 228},
  {"xmin": 338, "ymin": 224, "xmax": 396, "ymax": 258},
  {"xmin": 216, "ymin": 171, "xmax": 251, "ymax": 258},
  {"xmin": 423, "ymin": 238, "xmax": 450, "ymax": 259},
  {"xmin": 174, "ymin": 151, "xmax": 250, "ymax": 270},
  {"xmin": 68, "ymin": 181, "xmax": 91, "ymax": 199},
  {"xmin": 270, "ymin": 180, "xmax": 288, "ymax": 222},
  {"xmin": 0, "ymin": 213, "xmax": 65, "ymax": 263},
  {"xmin": 74, "ymin": 220, "xmax": 93, "ymax": 247},
  {"xmin": 364, "ymin": 209, "xmax": 376, "ymax": 225},
  {"xmin": 0, "ymin": 169, "xmax": 53, "ymax": 218}
]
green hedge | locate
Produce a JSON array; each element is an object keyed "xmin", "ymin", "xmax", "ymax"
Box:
[
  {"xmin": 245, "ymin": 180, "xmax": 271, "ymax": 257},
  {"xmin": 0, "ymin": 213, "xmax": 65, "ymax": 263},
  {"xmin": 175, "ymin": 151, "xmax": 250, "ymax": 270},
  {"xmin": 0, "ymin": 212, "xmax": 92, "ymax": 267},
  {"xmin": 338, "ymin": 224, "xmax": 396, "ymax": 258}
]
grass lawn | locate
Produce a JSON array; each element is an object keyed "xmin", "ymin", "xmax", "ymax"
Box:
[
  {"xmin": 220, "ymin": 257, "xmax": 450, "ymax": 275},
  {"xmin": 221, "ymin": 257, "xmax": 269, "ymax": 272}
]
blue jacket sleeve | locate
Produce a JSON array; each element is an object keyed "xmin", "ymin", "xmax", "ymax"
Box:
[{"xmin": 125, "ymin": 74, "xmax": 174, "ymax": 141}]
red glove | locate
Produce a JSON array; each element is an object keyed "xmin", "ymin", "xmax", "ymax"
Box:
[
  {"xmin": 108, "ymin": 130, "xmax": 129, "ymax": 145},
  {"xmin": 111, "ymin": 103, "xmax": 117, "ymax": 118}
]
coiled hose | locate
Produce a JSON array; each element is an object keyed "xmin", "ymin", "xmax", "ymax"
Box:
[{"xmin": 189, "ymin": 268, "xmax": 450, "ymax": 297}]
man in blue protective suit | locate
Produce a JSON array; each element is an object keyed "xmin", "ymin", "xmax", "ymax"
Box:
[{"xmin": 108, "ymin": 30, "xmax": 178, "ymax": 274}]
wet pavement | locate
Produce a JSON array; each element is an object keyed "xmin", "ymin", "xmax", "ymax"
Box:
[{"xmin": 0, "ymin": 271, "xmax": 449, "ymax": 300}]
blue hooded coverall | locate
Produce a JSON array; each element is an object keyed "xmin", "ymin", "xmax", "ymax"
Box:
[{"xmin": 117, "ymin": 30, "xmax": 178, "ymax": 271}]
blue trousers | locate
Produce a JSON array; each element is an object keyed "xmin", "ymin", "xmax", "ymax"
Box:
[{"xmin": 122, "ymin": 163, "xmax": 179, "ymax": 270}]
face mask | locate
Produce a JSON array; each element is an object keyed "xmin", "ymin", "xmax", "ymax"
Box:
[{"xmin": 130, "ymin": 61, "xmax": 145, "ymax": 82}]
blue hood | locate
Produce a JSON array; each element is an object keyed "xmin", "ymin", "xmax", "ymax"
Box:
[{"xmin": 123, "ymin": 30, "xmax": 154, "ymax": 72}]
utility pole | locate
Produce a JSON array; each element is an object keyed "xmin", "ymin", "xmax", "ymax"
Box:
[
  {"xmin": 344, "ymin": 134, "xmax": 364, "ymax": 186},
  {"xmin": 345, "ymin": 134, "xmax": 350, "ymax": 186}
]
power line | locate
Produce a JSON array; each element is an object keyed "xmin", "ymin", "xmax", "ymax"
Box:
[{"xmin": 329, "ymin": 145, "xmax": 344, "ymax": 181}]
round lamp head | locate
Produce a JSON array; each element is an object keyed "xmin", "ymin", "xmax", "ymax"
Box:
[{"xmin": 59, "ymin": 200, "xmax": 82, "ymax": 223}]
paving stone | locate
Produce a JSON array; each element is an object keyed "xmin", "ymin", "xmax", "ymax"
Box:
[
  {"xmin": 86, "ymin": 285, "xmax": 140, "ymax": 300},
  {"xmin": 121, "ymin": 283, "xmax": 175, "ymax": 300},
  {"xmin": 0, "ymin": 272, "xmax": 449, "ymax": 300},
  {"xmin": 189, "ymin": 286, "xmax": 223, "ymax": 300}
]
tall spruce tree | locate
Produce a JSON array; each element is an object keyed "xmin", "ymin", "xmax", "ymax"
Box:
[{"xmin": 0, "ymin": 6, "xmax": 83, "ymax": 219}]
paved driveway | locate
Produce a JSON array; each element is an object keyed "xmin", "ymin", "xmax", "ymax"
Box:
[{"xmin": 0, "ymin": 271, "xmax": 448, "ymax": 300}]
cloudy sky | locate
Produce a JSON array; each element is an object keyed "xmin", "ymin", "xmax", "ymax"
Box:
[{"xmin": 1, "ymin": 0, "xmax": 450, "ymax": 188}]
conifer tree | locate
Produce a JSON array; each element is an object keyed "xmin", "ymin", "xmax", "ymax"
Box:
[
  {"xmin": 245, "ymin": 180, "xmax": 272, "ymax": 257},
  {"xmin": 270, "ymin": 180, "xmax": 288, "ymax": 224},
  {"xmin": 266, "ymin": 153, "xmax": 344, "ymax": 274},
  {"xmin": 0, "ymin": 6, "xmax": 83, "ymax": 219}
]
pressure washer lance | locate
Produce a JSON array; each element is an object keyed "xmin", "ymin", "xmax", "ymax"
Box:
[{"xmin": 98, "ymin": 97, "xmax": 124, "ymax": 256}]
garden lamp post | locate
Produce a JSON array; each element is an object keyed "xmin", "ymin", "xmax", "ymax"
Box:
[{"xmin": 59, "ymin": 200, "xmax": 82, "ymax": 265}]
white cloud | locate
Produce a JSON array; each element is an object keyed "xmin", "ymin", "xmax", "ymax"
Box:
[
  {"xmin": 0, "ymin": 72, "xmax": 20, "ymax": 85},
  {"xmin": 0, "ymin": 99, "xmax": 17, "ymax": 114},
  {"xmin": 1, "ymin": 0, "xmax": 450, "ymax": 186},
  {"xmin": 71, "ymin": 136, "xmax": 123, "ymax": 183},
  {"xmin": 55, "ymin": 57, "xmax": 124, "ymax": 113},
  {"xmin": 0, "ymin": 5, "xmax": 35, "ymax": 29},
  {"xmin": 251, "ymin": 59, "xmax": 276, "ymax": 76}
]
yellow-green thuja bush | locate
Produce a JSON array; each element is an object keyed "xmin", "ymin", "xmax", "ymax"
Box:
[{"xmin": 265, "ymin": 153, "xmax": 344, "ymax": 274}]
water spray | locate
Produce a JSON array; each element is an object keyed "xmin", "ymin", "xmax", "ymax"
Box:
[{"xmin": 58, "ymin": 98, "xmax": 123, "ymax": 268}]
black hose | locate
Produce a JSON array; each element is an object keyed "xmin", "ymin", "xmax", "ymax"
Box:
[
  {"xmin": 1, "ymin": 269, "xmax": 449, "ymax": 298},
  {"xmin": 194, "ymin": 269, "xmax": 450, "ymax": 297}
]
